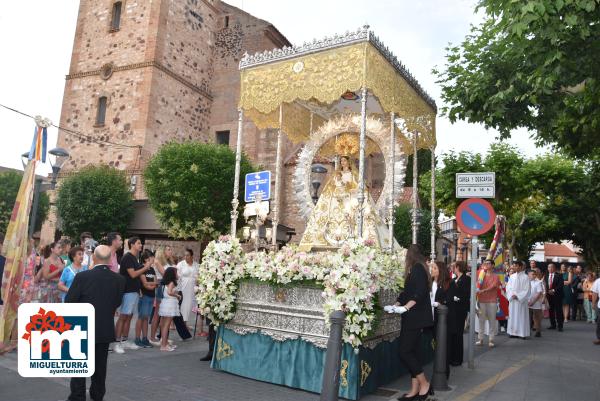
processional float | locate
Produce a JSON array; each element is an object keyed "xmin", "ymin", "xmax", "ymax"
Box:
[{"xmin": 215, "ymin": 26, "xmax": 437, "ymax": 399}]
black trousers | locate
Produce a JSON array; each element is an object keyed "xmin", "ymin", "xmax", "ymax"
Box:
[
  {"xmin": 548, "ymin": 295, "xmax": 564, "ymax": 329},
  {"xmin": 207, "ymin": 320, "xmax": 216, "ymax": 356},
  {"xmin": 399, "ymin": 327, "xmax": 424, "ymax": 378},
  {"xmin": 450, "ymin": 309, "xmax": 467, "ymax": 365},
  {"xmin": 69, "ymin": 342, "xmax": 109, "ymax": 401}
]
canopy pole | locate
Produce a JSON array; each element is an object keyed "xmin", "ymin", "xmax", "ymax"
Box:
[
  {"xmin": 230, "ymin": 109, "xmax": 244, "ymax": 237},
  {"xmin": 357, "ymin": 87, "xmax": 368, "ymax": 238},
  {"xmin": 411, "ymin": 131, "xmax": 419, "ymax": 245},
  {"xmin": 388, "ymin": 112, "xmax": 396, "ymax": 251},
  {"xmin": 430, "ymin": 145, "xmax": 436, "ymax": 261},
  {"xmin": 271, "ymin": 104, "xmax": 284, "ymax": 250}
]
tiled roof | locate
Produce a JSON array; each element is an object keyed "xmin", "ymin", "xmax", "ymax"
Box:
[{"xmin": 543, "ymin": 243, "xmax": 578, "ymax": 258}]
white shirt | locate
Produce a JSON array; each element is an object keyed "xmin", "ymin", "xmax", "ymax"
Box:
[
  {"xmin": 591, "ymin": 278, "xmax": 600, "ymax": 308},
  {"xmin": 529, "ymin": 279, "xmax": 544, "ymax": 309}
]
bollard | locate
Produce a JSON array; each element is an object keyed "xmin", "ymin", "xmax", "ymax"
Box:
[
  {"xmin": 320, "ymin": 310, "xmax": 346, "ymax": 401},
  {"xmin": 432, "ymin": 304, "xmax": 450, "ymax": 391}
]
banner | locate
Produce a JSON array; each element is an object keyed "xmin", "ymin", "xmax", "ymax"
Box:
[
  {"xmin": 478, "ymin": 215, "xmax": 509, "ymax": 320},
  {"xmin": 0, "ymin": 160, "xmax": 37, "ymax": 342}
]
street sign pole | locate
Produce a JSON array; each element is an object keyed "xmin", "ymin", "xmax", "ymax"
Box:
[{"xmin": 468, "ymin": 235, "xmax": 478, "ymax": 369}]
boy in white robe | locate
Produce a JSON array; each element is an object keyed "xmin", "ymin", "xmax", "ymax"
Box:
[{"xmin": 507, "ymin": 261, "xmax": 531, "ymax": 338}]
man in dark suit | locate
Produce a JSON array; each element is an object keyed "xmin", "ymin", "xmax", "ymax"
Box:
[
  {"xmin": 546, "ymin": 263, "xmax": 564, "ymax": 332},
  {"xmin": 66, "ymin": 245, "xmax": 126, "ymax": 401}
]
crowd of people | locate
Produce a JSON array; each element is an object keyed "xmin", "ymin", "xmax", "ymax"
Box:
[{"xmin": 393, "ymin": 245, "xmax": 600, "ymax": 401}]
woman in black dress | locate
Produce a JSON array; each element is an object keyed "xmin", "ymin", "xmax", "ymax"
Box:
[
  {"xmin": 395, "ymin": 245, "xmax": 434, "ymax": 401},
  {"xmin": 431, "ymin": 261, "xmax": 458, "ymax": 379},
  {"xmin": 450, "ymin": 261, "xmax": 470, "ymax": 366}
]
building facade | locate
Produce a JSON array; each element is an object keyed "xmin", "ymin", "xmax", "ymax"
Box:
[{"xmin": 41, "ymin": 0, "xmax": 296, "ymax": 250}]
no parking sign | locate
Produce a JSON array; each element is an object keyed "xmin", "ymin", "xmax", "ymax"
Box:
[{"xmin": 456, "ymin": 198, "xmax": 496, "ymax": 236}]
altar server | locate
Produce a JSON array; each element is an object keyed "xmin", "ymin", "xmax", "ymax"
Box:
[{"xmin": 506, "ymin": 261, "xmax": 531, "ymax": 339}]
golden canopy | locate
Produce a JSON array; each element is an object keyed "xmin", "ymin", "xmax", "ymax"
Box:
[{"xmin": 238, "ymin": 26, "xmax": 437, "ymax": 153}]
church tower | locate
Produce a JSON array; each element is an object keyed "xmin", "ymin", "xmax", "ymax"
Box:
[{"xmin": 42, "ymin": 0, "xmax": 291, "ymax": 245}]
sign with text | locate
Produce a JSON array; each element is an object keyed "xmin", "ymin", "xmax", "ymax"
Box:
[
  {"xmin": 456, "ymin": 172, "xmax": 495, "ymax": 198},
  {"xmin": 244, "ymin": 171, "xmax": 271, "ymax": 203},
  {"xmin": 18, "ymin": 303, "xmax": 95, "ymax": 377}
]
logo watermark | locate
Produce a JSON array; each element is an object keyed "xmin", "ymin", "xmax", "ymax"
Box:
[{"xmin": 18, "ymin": 303, "xmax": 95, "ymax": 377}]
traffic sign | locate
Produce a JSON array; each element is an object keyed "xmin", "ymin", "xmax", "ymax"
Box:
[
  {"xmin": 244, "ymin": 171, "xmax": 271, "ymax": 203},
  {"xmin": 456, "ymin": 198, "xmax": 496, "ymax": 236},
  {"xmin": 456, "ymin": 172, "xmax": 495, "ymax": 198}
]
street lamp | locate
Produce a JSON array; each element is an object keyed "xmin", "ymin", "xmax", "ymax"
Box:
[
  {"xmin": 22, "ymin": 147, "xmax": 70, "ymax": 237},
  {"xmin": 310, "ymin": 163, "xmax": 328, "ymax": 204}
]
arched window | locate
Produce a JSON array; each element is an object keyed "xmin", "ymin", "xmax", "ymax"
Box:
[
  {"xmin": 96, "ymin": 96, "xmax": 107, "ymax": 126},
  {"xmin": 111, "ymin": 2, "xmax": 122, "ymax": 31}
]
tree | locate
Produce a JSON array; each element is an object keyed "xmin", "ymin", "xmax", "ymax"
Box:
[
  {"xmin": 143, "ymin": 142, "xmax": 255, "ymax": 241},
  {"xmin": 56, "ymin": 166, "xmax": 134, "ymax": 239},
  {"xmin": 435, "ymin": 0, "xmax": 600, "ymax": 159},
  {"xmin": 0, "ymin": 171, "xmax": 49, "ymax": 235},
  {"xmin": 394, "ymin": 203, "xmax": 433, "ymax": 256},
  {"xmin": 425, "ymin": 143, "xmax": 588, "ymax": 260}
]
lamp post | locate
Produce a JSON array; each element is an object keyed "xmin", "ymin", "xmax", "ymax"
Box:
[
  {"xmin": 22, "ymin": 147, "xmax": 70, "ymax": 237},
  {"xmin": 311, "ymin": 163, "xmax": 328, "ymax": 205}
]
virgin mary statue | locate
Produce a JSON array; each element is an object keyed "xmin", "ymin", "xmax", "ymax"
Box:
[{"xmin": 299, "ymin": 155, "xmax": 391, "ymax": 251}]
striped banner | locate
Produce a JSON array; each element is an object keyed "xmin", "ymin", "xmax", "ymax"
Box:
[
  {"xmin": 0, "ymin": 159, "xmax": 37, "ymax": 342},
  {"xmin": 28, "ymin": 126, "xmax": 47, "ymax": 163}
]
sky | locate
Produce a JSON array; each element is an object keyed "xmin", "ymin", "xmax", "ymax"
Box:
[{"xmin": 0, "ymin": 0, "xmax": 548, "ymax": 176}]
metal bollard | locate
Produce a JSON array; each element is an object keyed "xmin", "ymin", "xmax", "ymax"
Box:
[
  {"xmin": 320, "ymin": 310, "xmax": 346, "ymax": 401},
  {"xmin": 432, "ymin": 304, "xmax": 450, "ymax": 391}
]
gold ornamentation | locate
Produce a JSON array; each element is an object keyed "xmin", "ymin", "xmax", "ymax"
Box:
[
  {"xmin": 239, "ymin": 41, "xmax": 436, "ymax": 148},
  {"xmin": 318, "ymin": 133, "xmax": 380, "ymax": 158},
  {"xmin": 340, "ymin": 359, "xmax": 349, "ymax": 387},
  {"xmin": 274, "ymin": 288, "xmax": 286, "ymax": 303},
  {"xmin": 216, "ymin": 338, "xmax": 234, "ymax": 361},
  {"xmin": 431, "ymin": 338, "xmax": 436, "ymax": 350},
  {"xmin": 360, "ymin": 360, "xmax": 372, "ymax": 386}
]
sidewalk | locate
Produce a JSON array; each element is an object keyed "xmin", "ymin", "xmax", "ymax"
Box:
[{"xmin": 1, "ymin": 320, "xmax": 598, "ymax": 401}]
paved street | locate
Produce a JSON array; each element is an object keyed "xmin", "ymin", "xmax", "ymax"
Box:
[{"xmin": 1, "ymin": 319, "xmax": 599, "ymax": 401}]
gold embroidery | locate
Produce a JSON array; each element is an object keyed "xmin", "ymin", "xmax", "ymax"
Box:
[
  {"xmin": 431, "ymin": 338, "xmax": 436, "ymax": 350},
  {"xmin": 216, "ymin": 338, "xmax": 234, "ymax": 361},
  {"xmin": 239, "ymin": 42, "xmax": 436, "ymax": 149},
  {"xmin": 340, "ymin": 359, "xmax": 349, "ymax": 387},
  {"xmin": 360, "ymin": 360, "xmax": 372, "ymax": 386}
]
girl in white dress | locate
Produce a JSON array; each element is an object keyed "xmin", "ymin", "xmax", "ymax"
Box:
[
  {"xmin": 176, "ymin": 249, "xmax": 199, "ymax": 327},
  {"xmin": 158, "ymin": 267, "xmax": 181, "ymax": 352}
]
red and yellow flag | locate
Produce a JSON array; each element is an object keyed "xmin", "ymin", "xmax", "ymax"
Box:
[{"xmin": 0, "ymin": 159, "xmax": 37, "ymax": 342}]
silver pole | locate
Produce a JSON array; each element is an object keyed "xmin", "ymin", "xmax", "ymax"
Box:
[
  {"xmin": 230, "ymin": 109, "xmax": 244, "ymax": 237},
  {"xmin": 411, "ymin": 132, "xmax": 419, "ymax": 244},
  {"xmin": 271, "ymin": 104, "xmax": 283, "ymax": 249},
  {"xmin": 357, "ymin": 87, "xmax": 368, "ymax": 237},
  {"xmin": 468, "ymin": 235, "xmax": 478, "ymax": 369},
  {"xmin": 388, "ymin": 112, "xmax": 396, "ymax": 251},
  {"xmin": 430, "ymin": 146, "xmax": 436, "ymax": 261}
]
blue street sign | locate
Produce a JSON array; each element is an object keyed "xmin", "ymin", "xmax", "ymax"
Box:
[{"xmin": 244, "ymin": 171, "xmax": 271, "ymax": 203}]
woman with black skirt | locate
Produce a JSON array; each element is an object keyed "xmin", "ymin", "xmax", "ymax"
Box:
[
  {"xmin": 431, "ymin": 260, "xmax": 458, "ymax": 379},
  {"xmin": 395, "ymin": 245, "xmax": 434, "ymax": 401},
  {"xmin": 450, "ymin": 261, "xmax": 470, "ymax": 366}
]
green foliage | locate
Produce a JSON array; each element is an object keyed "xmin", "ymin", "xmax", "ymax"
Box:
[
  {"xmin": 0, "ymin": 171, "xmax": 49, "ymax": 235},
  {"xmin": 143, "ymin": 142, "xmax": 255, "ymax": 240},
  {"xmin": 430, "ymin": 142, "xmax": 592, "ymax": 260},
  {"xmin": 435, "ymin": 0, "xmax": 600, "ymax": 159},
  {"xmin": 404, "ymin": 148, "xmax": 432, "ymax": 189},
  {"xmin": 56, "ymin": 165, "xmax": 134, "ymax": 239},
  {"xmin": 393, "ymin": 203, "xmax": 433, "ymax": 256}
]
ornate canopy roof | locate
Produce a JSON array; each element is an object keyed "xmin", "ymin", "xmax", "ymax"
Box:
[{"xmin": 238, "ymin": 25, "xmax": 437, "ymax": 152}]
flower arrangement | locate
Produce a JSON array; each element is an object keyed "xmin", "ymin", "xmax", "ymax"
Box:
[{"xmin": 197, "ymin": 237, "xmax": 406, "ymax": 348}]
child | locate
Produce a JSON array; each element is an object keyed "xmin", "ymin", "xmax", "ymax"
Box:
[
  {"xmin": 158, "ymin": 267, "xmax": 181, "ymax": 352},
  {"xmin": 135, "ymin": 249, "xmax": 157, "ymax": 348}
]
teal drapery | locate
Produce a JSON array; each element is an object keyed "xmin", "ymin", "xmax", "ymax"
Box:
[{"xmin": 211, "ymin": 326, "xmax": 434, "ymax": 400}]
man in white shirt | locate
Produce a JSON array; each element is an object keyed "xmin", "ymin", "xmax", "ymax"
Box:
[
  {"xmin": 506, "ymin": 261, "xmax": 531, "ymax": 339},
  {"xmin": 591, "ymin": 277, "xmax": 600, "ymax": 345},
  {"xmin": 528, "ymin": 268, "xmax": 545, "ymax": 338}
]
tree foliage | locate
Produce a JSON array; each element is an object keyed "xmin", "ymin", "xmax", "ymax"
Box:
[
  {"xmin": 404, "ymin": 149, "xmax": 432, "ymax": 189},
  {"xmin": 435, "ymin": 0, "xmax": 600, "ymax": 159},
  {"xmin": 56, "ymin": 165, "xmax": 134, "ymax": 239},
  {"xmin": 394, "ymin": 203, "xmax": 433, "ymax": 256},
  {"xmin": 144, "ymin": 142, "xmax": 255, "ymax": 241},
  {"xmin": 427, "ymin": 143, "xmax": 592, "ymax": 260},
  {"xmin": 0, "ymin": 171, "xmax": 49, "ymax": 235}
]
